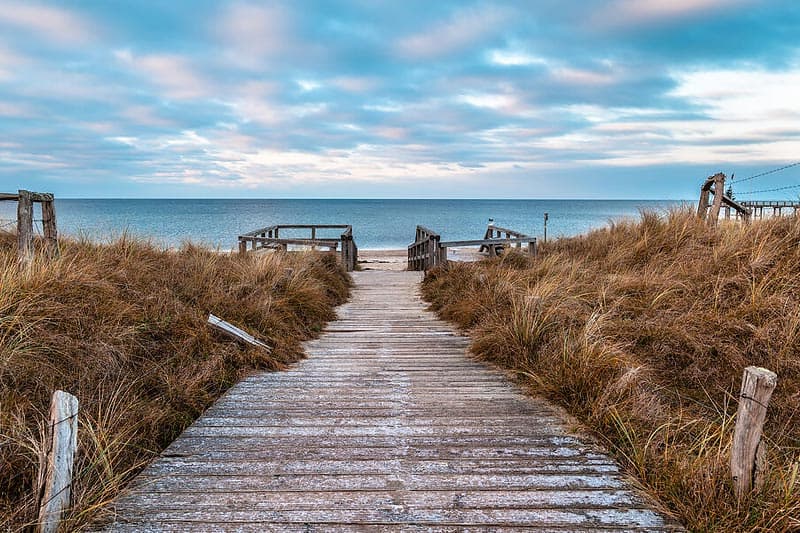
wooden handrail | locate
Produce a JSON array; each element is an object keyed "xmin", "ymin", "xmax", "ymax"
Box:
[
  {"xmin": 409, "ymin": 223, "xmax": 537, "ymax": 271},
  {"xmin": 238, "ymin": 223, "xmax": 357, "ymax": 271},
  {"xmin": 440, "ymin": 237, "xmax": 535, "ymax": 247},
  {"xmin": 239, "ymin": 224, "xmax": 352, "ymax": 238}
]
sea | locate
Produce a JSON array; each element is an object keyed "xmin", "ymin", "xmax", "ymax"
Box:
[{"xmin": 0, "ymin": 199, "xmax": 684, "ymax": 250}]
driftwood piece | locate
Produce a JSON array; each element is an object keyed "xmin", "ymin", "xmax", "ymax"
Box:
[
  {"xmin": 37, "ymin": 390, "xmax": 79, "ymax": 533},
  {"xmin": 731, "ymin": 366, "xmax": 777, "ymax": 499},
  {"xmin": 208, "ymin": 314, "xmax": 271, "ymax": 351}
]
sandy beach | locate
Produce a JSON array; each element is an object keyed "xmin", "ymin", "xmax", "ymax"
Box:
[{"xmin": 357, "ymin": 247, "xmax": 486, "ymax": 270}]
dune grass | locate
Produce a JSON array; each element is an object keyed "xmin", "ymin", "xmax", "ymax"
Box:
[
  {"xmin": 422, "ymin": 208, "xmax": 799, "ymax": 532},
  {"xmin": 0, "ymin": 232, "xmax": 350, "ymax": 531}
]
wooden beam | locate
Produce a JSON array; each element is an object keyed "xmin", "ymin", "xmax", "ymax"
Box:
[
  {"xmin": 439, "ymin": 238, "xmax": 534, "ymax": 247},
  {"xmin": 37, "ymin": 390, "xmax": 79, "ymax": 533},
  {"xmin": 207, "ymin": 314, "xmax": 271, "ymax": 351},
  {"xmin": 731, "ymin": 366, "xmax": 777, "ymax": 499}
]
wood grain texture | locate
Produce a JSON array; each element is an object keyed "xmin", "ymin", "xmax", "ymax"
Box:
[
  {"xmin": 731, "ymin": 366, "xmax": 777, "ymax": 499},
  {"xmin": 102, "ymin": 271, "xmax": 681, "ymax": 531},
  {"xmin": 37, "ymin": 390, "xmax": 78, "ymax": 533}
]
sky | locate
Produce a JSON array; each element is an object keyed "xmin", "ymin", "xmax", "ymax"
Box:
[{"xmin": 0, "ymin": 0, "xmax": 799, "ymax": 199}]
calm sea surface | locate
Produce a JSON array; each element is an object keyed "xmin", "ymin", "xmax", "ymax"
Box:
[{"xmin": 0, "ymin": 199, "xmax": 684, "ymax": 250}]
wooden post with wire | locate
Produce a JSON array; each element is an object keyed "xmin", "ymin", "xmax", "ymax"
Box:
[
  {"xmin": 36, "ymin": 390, "xmax": 79, "ymax": 533},
  {"xmin": 731, "ymin": 366, "xmax": 777, "ymax": 499}
]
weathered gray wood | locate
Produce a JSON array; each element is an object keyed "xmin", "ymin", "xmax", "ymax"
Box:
[
  {"xmin": 707, "ymin": 172, "xmax": 725, "ymax": 223},
  {"xmin": 40, "ymin": 199, "xmax": 58, "ymax": 257},
  {"xmin": 104, "ymin": 272, "xmax": 680, "ymax": 531},
  {"xmin": 440, "ymin": 238, "xmax": 535, "ymax": 247},
  {"xmin": 731, "ymin": 366, "xmax": 777, "ymax": 499},
  {"xmin": 17, "ymin": 189, "xmax": 33, "ymax": 265},
  {"xmin": 238, "ymin": 224, "xmax": 356, "ymax": 270},
  {"xmin": 207, "ymin": 314, "xmax": 270, "ymax": 351},
  {"xmin": 37, "ymin": 390, "xmax": 79, "ymax": 533}
]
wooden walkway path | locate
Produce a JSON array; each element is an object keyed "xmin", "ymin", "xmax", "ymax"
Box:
[{"xmin": 104, "ymin": 271, "xmax": 679, "ymax": 531}]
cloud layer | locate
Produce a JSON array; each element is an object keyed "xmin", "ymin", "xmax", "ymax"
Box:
[{"xmin": 0, "ymin": 0, "xmax": 798, "ymax": 198}]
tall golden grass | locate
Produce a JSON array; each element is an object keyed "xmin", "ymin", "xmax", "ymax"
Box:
[
  {"xmin": 0, "ymin": 232, "xmax": 350, "ymax": 531},
  {"xmin": 423, "ymin": 208, "xmax": 799, "ymax": 532}
]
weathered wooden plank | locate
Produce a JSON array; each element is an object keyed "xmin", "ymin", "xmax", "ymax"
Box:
[
  {"xmin": 106, "ymin": 507, "xmax": 670, "ymax": 528},
  {"xmin": 105, "ymin": 523, "xmax": 673, "ymax": 533},
  {"xmin": 113, "ymin": 488, "xmax": 649, "ymax": 511},
  {"xmin": 207, "ymin": 314, "xmax": 270, "ymax": 350},
  {"xmin": 122, "ymin": 472, "xmax": 629, "ymax": 492}
]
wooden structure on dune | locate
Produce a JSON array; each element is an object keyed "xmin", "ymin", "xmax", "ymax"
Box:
[
  {"xmin": 698, "ymin": 173, "xmax": 800, "ymax": 222},
  {"xmin": 408, "ymin": 223, "xmax": 536, "ymax": 271},
  {"xmin": 0, "ymin": 189, "xmax": 58, "ymax": 264},
  {"xmin": 238, "ymin": 224, "xmax": 358, "ymax": 271}
]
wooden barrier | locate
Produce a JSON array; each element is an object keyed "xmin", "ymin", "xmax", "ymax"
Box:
[
  {"xmin": 1, "ymin": 190, "xmax": 59, "ymax": 265},
  {"xmin": 407, "ymin": 226, "xmax": 443, "ymax": 271},
  {"xmin": 36, "ymin": 390, "xmax": 78, "ymax": 533},
  {"xmin": 697, "ymin": 174, "xmax": 750, "ymax": 223},
  {"xmin": 238, "ymin": 224, "xmax": 357, "ymax": 271},
  {"xmin": 408, "ymin": 223, "xmax": 536, "ymax": 271},
  {"xmin": 731, "ymin": 366, "xmax": 777, "ymax": 499}
]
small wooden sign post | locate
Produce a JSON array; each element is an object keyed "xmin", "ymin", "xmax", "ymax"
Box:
[{"xmin": 730, "ymin": 366, "xmax": 777, "ymax": 499}]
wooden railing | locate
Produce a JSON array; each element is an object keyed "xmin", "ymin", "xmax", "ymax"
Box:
[
  {"xmin": 238, "ymin": 224, "xmax": 358, "ymax": 271},
  {"xmin": 408, "ymin": 223, "xmax": 536, "ymax": 271},
  {"xmin": 407, "ymin": 226, "xmax": 445, "ymax": 271},
  {"xmin": 479, "ymin": 224, "xmax": 533, "ymax": 255}
]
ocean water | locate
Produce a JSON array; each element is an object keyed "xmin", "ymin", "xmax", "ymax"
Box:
[{"xmin": 0, "ymin": 199, "xmax": 683, "ymax": 250}]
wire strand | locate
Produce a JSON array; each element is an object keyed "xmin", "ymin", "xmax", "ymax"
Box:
[
  {"xmin": 737, "ymin": 183, "xmax": 800, "ymax": 196},
  {"xmin": 733, "ymin": 162, "xmax": 800, "ymax": 184}
]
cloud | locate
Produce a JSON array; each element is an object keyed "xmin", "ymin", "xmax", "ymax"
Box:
[
  {"xmin": 0, "ymin": 1, "xmax": 93, "ymax": 44},
  {"xmin": 215, "ymin": 2, "xmax": 293, "ymax": 68},
  {"xmin": 592, "ymin": 0, "xmax": 752, "ymax": 29},
  {"xmin": 1, "ymin": 0, "xmax": 798, "ymax": 199},
  {"xmin": 487, "ymin": 49, "xmax": 547, "ymax": 67},
  {"xmin": 115, "ymin": 50, "xmax": 212, "ymax": 100},
  {"xmin": 395, "ymin": 5, "xmax": 508, "ymax": 59}
]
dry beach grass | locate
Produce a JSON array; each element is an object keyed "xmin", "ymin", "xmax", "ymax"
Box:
[
  {"xmin": 422, "ymin": 208, "xmax": 800, "ymax": 532},
  {"xmin": 0, "ymin": 233, "xmax": 350, "ymax": 530}
]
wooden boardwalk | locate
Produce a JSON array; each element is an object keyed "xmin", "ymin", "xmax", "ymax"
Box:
[{"xmin": 104, "ymin": 271, "xmax": 679, "ymax": 532}]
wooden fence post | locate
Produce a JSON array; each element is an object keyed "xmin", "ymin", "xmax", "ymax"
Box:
[
  {"xmin": 40, "ymin": 195, "xmax": 58, "ymax": 257},
  {"xmin": 37, "ymin": 390, "xmax": 79, "ymax": 533},
  {"xmin": 731, "ymin": 366, "xmax": 777, "ymax": 499},
  {"xmin": 707, "ymin": 173, "xmax": 726, "ymax": 224},
  {"xmin": 17, "ymin": 189, "xmax": 33, "ymax": 265}
]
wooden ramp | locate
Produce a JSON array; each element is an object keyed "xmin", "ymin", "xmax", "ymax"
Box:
[{"xmin": 104, "ymin": 271, "xmax": 680, "ymax": 532}]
